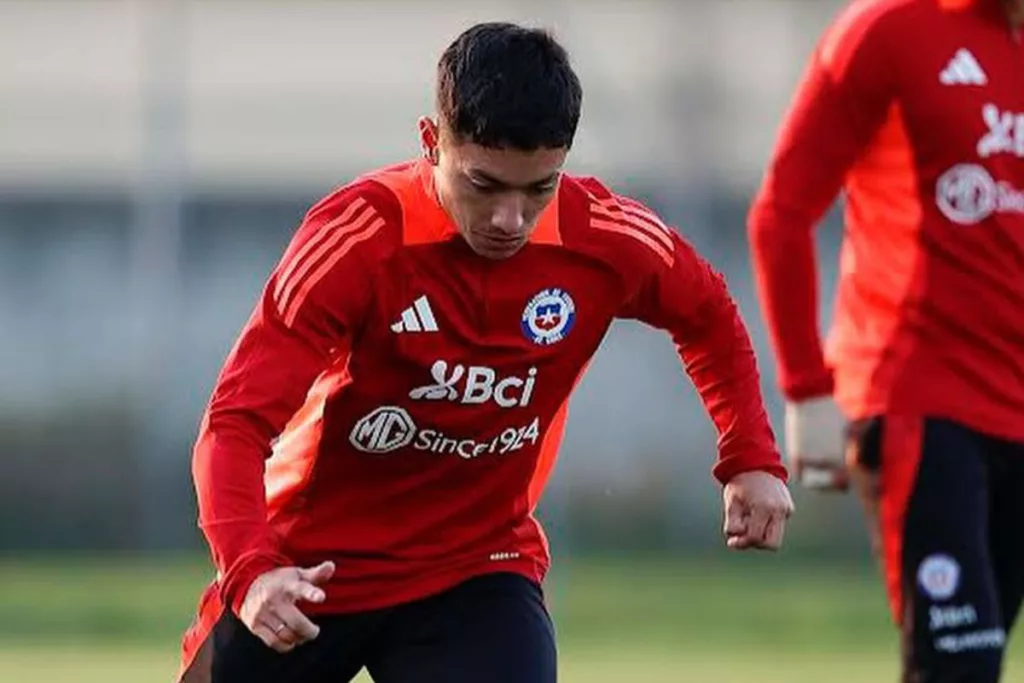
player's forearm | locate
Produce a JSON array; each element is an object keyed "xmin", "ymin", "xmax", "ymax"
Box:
[
  {"xmin": 748, "ymin": 202, "xmax": 833, "ymax": 400},
  {"xmin": 745, "ymin": 37, "xmax": 890, "ymax": 400},
  {"xmin": 677, "ymin": 293, "xmax": 787, "ymax": 484},
  {"xmin": 193, "ymin": 419, "xmax": 292, "ymax": 613}
]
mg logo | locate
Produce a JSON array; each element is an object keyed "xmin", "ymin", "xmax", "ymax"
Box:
[
  {"xmin": 349, "ymin": 406, "xmax": 416, "ymax": 454},
  {"xmin": 409, "ymin": 360, "xmax": 537, "ymax": 408},
  {"xmin": 936, "ymin": 163, "xmax": 1024, "ymax": 225},
  {"xmin": 936, "ymin": 164, "xmax": 997, "ymax": 224}
]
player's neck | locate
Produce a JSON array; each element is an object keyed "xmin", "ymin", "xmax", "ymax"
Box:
[{"xmin": 429, "ymin": 166, "xmax": 452, "ymax": 215}]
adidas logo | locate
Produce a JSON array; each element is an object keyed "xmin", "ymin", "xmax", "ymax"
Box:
[
  {"xmin": 939, "ymin": 49, "xmax": 987, "ymax": 86},
  {"xmin": 391, "ymin": 295, "xmax": 438, "ymax": 333}
]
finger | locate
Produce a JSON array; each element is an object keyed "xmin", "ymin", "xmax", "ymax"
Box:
[
  {"xmin": 252, "ymin": 623, "xmax": 295, "ymax": 654},
  {"xmin": 285, "ymin": 580, "xmax": 327, "ymax": 605},
  {"xmin": 733, "ymin": 496, "xmax": 789, "ymax": 550},
  {"xmin": 271, "ymin": 637, "xmax": 296, "ymax": 654},
  {"xmin": 723, "ymin": 495, "xmax": 747, "ymax": 538},
  {"xmin": 726, "ymin": 533, "xmax": 754, "ymax": 550},
  {"xmin": 274, "ymin": 602, "xmax": 321, "ymax": 642},
  {"xmin": 264, "ymin": 620, "xmax": 298, "ymax": 646},
  {"xmin": 746, "ymin": 505, "xmax": 772, "ymax": 545},
  {"xmin": 760, "ymin": 514, "xmax": 785, "ymax": 551},
  {"xmin": 297, "ymin": 561, "xmax": 336, "ymax": 585}
]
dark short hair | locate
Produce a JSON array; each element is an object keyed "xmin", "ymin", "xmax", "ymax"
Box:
[{"xmin": 436, "ymin": 22, "xmax": 583, "ymax": 150}]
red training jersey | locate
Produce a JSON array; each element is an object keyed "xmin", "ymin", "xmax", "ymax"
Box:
[
  {"xmin": 181, "ymin": 159, "xmax": 784, "ymax": 676},
  {"xmin": 749, "ymin": 0, "xmax": 1024, "ymax": 441}
]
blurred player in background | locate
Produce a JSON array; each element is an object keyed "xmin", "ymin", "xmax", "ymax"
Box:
[
  {"xmin": 179, "ymin": 21, "xmax": 793, "ymax": 683},
  {"xmin": 749, "ymin": 0, "xmax": 1024, "ymax": 680}
]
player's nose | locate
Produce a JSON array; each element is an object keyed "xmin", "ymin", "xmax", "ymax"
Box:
[{"xmin": 490, "ymin": 196, "xmax": 526, "ymax": 235}]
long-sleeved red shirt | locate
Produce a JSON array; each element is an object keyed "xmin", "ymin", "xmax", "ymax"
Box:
[
  {"xmin": 181, "ymin": 158, "xmax": 784, "ymax": 674},
  {"xmin": 749, "ymin": 0, "xmax": 1024, "ymax": 440}
]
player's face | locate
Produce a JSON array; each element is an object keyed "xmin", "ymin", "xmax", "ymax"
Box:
[{"xmin": 423, "ymin": 120, "xmax": 567, "ymax": 260}]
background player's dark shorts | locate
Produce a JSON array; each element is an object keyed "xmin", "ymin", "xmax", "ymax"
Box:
[
  {"xmin": 848, "ymin": 416, "xmax": 1024, "ymax": 683},
  {"xmin": 180, "ymin": 572, "xmax": 556, "ymax": 683}
]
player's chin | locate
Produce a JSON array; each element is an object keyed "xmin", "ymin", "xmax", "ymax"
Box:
[{"xmin": 468, "ymin": 234, "xmax": 526, "ymax": 260}]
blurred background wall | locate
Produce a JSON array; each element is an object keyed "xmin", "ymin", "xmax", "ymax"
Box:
[{"xmin": 0, "ymin": 0, "xmax": 862, "ymax": 557}]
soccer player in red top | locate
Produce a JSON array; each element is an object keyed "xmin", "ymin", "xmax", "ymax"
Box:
[
  {"xmin": 179, "ymin": 22, "xmax": 793, "ymax": 683},
  {"xmin": 749, "ymin": 0, "xmax": 1024, "ymax": 680}
]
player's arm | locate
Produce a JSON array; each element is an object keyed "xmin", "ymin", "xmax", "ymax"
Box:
[
  {"xmin": 746, "ymin": 5, "xmax": 897, "ymax": 488},
  {"xmin": 622, "ymin": 230, "xmax": 785, "ymax": 484},
  {"xmin": 747, "ymin": 4, "xmax": 896, "ymax": 399},
  {"xmin": 620, "ymin": 229, "xmax": 793, "ymax": 550},
  {"xmin": 192, "ymin": 189, "xmax": 380, "ymax": 617}
]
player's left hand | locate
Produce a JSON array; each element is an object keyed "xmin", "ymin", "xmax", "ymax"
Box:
[{"xmin": 722, "ymin": 470, "xmax": 795, "ymax": 551}]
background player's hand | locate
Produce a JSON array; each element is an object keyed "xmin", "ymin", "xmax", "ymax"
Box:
[
  {"xmin": 722, "ymin": 471, "xmax": 794, "ymax": 551},
  {"xmin": 238, "ymin": 561, "xmax": 334, "ymax": 653},
  {"xmin": 785, "ymin": 395, "xmax": 848, "ymax": 491}
]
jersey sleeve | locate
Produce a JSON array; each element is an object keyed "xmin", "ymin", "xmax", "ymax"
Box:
[
  {"xmin": 192, "ymin": 184, "xmax": 391, "ymax": 614},
  {"xmin": 619, "ymin": 227, "xmax": 787, "ymax": 485},
  {"xmin": 747, "ymin": 0, "xmax": 898, "ymax": 400}
]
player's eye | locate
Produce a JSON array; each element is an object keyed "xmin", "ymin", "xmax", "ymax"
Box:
[
  {"xmin": 528, "ymin": 183, "xmax": 557, "ymax": 196},
  {"xmin": 468, "ymin": 178, "xmax": 500, "ymax": 194}
]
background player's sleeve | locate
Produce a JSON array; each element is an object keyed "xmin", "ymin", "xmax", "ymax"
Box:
[
  {"xmin": 192, "ymin": 190, "xmax": 380, "ymax": 614},
  {"xmin": 621, "ymin": 230, "xmax": 787, "ymax": 485},
  {"xmin": 747, "ymin": 3, "xmax": 896, "ymax": 400}
]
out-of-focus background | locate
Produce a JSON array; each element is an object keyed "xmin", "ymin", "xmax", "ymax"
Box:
[{"xmin": 0, "ymin": 1, "xmax": 1019, "ymax": 681}]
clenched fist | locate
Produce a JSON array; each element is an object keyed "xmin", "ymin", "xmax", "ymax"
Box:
[{"xmin": 722, "ymin": 471, "xmax": 795, "ymax": 551}]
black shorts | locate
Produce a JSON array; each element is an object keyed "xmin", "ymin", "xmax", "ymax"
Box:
[
  {"xmin": 849, "ymin": 416, "xmax": 1024, "ymax": 683},
  {"xmin": 180, "ymin": 572, "xmax": 556, "ymax": 683}
]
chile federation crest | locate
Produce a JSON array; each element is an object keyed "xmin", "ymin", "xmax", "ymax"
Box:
[{"xmin": 521, "ymin": 288, "xmax": 576, "ymax": 346}]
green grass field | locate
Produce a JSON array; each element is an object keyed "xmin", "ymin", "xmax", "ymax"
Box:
[{"xmin": 0, "ymin": 554, "xmax": 1020, "ymax": 682}]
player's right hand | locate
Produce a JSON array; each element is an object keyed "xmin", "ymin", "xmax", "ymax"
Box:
[
  {"xmin": 238, "ymin": 560, "xmax": 334, "ymax": 653},
  {"xmin": 784, "ymin": 395, "xmax": 848, "ymax": 491}
]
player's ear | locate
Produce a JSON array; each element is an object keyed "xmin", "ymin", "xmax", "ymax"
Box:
[{"xmin": 418, "ymin": 116, "xmax": 440, "ymax": 165}]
